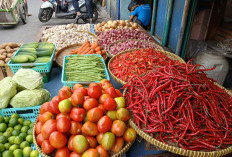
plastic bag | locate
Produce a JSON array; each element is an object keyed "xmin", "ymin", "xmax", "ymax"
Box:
[{"xmin": 13, "ymin": 69, "xmax": 44, "ymax": 90}]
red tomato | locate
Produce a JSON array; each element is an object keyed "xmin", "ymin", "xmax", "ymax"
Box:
[
  {"xmin": 101, "ymin": 82, "xmax": 113, "ymax": 91},
  {"xmin": 40, "ymin": 102, "xmax": 50, "ymax": 114},
  {"xmin": 40, "ymin": 111, "xmax": 54, "ymax": 123},
  {"xmin": 57, "ymin": 117, "xmax": 71, "ymax": 133},
  {"xmin": 99, "ymin": 94, "xmax": 113, "ymax": 104},
  {"xmin": 82, "ymin": 121, "xmax": 98, "ymax": 136},
  {"xmin": 123, "ymin": 128, "xmax": 137, "ymax": 142},
  {"xmin": 88, "ymin": 85, "xmax": 102, "ymax": 99},
  {"xmin": 48, "ymin": 100, "xmax": 60, "ymax": 114},
  {"xmin": 58, "ymin": 87, "xmax": 72, "ymax": 101},
  {"xmin": 36, "ymin": 133, "xmax": 45, "ymax": 146},
  {"xmin": 115, "ymin": 89, "xmax": 122, "ymax": 97},
  {"xmin": 68, "ymin": 135, "xmax": 75, "ymax": 151},
  {"xmin": 100, "ymin": 79, "xmax": 110, "ymax": 84},
  {"xmin": 41, "ymin": 119, "xmax": 57, "ymax": 140},
  {"xmin": 70, "ymin": 108, "xmax": 86, "ymax": 122},
  {"xmin": 112, "ymin": 137, "xmax": 124, "ymax": 153},
  {"xmin": 72, "ymin": 135, "xmax": 89, "ymax": 154},
  {"xmin": 70, "ymin": 152, "xmax": 82, "ymax": 157},
  {"xmin": 96, "ymin": 133, "xmax": 104, "ymax": 144},
  {"xmin": 84, "ymin": 96, "xmax": 91, "ymax": 100},
  {"xmin": 73, "ymin": 84, "xmax": 83, "ymax": 91},
  {"xmin": 73, "ymin": 87, "xmax": 88, "ymax": 96},
  {"xmin": 105, "ymin": 87, "xmax": 118, "ymax": 98},
  {"xmin": 111, "ymin": 120, "xmax": 127, "ymax": 137},
  {"xmin": 49, "ymin": 131, "xmax": 67, "ymax": 149},
  {"xmin": 82, "ymin": 148, "xmax": 99, "ymax": 157},
  {"xmin": 35, "ymin": 121, "xmax": 43, "ymax": 135},
  {"xmin": 56, "ymin": 113, "xmax": 71, "ymax": 120},
  {"xmin": 71, "ymin": 92, "xmax": 84, "ymax": 107},
  {"xmin": 55, "ymin": 147, "xmax": 70, "ymax": 157},
  {"xmin": 98, "ymin": 104, "xmax": 107, "ymax": 114},
  {"xmin": 96, "ymin": 145, "xmax": 109, "ymax": 157},
  {"xmin": 89, "ymin": 83, "xmax": 100, "ymax": 88},
  {"xmin": 87, "ymin": 107, "xmax": 103, "ymax": 123},
  {"xmin": 69, "ymin": 121, "xmax": 82, "ymax": 135},
  {"xmin": 52, "ymin": 96, "xmax": 60, "ymax": 102},
  {"xmin": 83, "ymin": 98, "xmax": 98, "ymax": 111},
  {"xmin": 41, "ymin": 140, "xmax": 55, "ymax": 154},
  {"xmin": 103, "ymin": 98, "xmax": 117, "ymax": 111},
  {"xmin": 86, "ymin": 136, "xmax": 98, "ymax": 148},
  {"xmin": 97, "ymin": 116, "xmax": 112, "ymax": 133},
  {"xmin": 37, "ymin": 115, "xmax": 42, "ymax": 122}
]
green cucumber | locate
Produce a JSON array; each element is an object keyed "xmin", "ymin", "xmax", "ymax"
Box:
[
  {"xmin": 36, "ymin": 48, "xmax": 54, "ymax": 51},
  {"xmin": 11, "ymin": 56, "xmax": 28, "ymax": 63},
  {"xmin": 17, "ymin": 53, "xmax": 37, "ymax": 59},
  {"xmin": 17, "ymin": 55, "xmax": 35, "ymax": 62},
  {"xmin": 35, "ymin": 50, "xmax": 53, "ymax": 57},
  {"xmin": 21, "ymin": 42, "xmax": 38, "ymax": 48}
]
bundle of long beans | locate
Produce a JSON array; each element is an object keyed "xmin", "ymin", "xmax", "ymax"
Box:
[
  {"xmin": 65, "ymin": 55, "xmax": 106, "ymax": 82},
  {"xmin": 123, "ymin": 61, "xmax": 232, "ymax": 151}
]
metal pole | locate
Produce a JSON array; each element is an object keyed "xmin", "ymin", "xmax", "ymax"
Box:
[{"xmin": 150, "ymin": 0, "xmax": 157, "ymax": 36}]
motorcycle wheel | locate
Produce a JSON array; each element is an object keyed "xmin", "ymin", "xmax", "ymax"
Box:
[
  {"xmin": 19, "ymin": 3, "xmax": 28, "ymax": 24},
  {"xmin": 38, "ymin": 8, "xmax": 53, "ymax": 22},
  {"xmin": 82, "ymin": 8, "xmax": 98, "ymax": 23}
]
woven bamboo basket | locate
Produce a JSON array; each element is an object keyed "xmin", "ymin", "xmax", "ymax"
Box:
[
  {"xmin": 123, "ymin": 83, "xmax": 232, "ymax": 157},
  {"xmin": 106, "ymin": 39, "xmax": 164, "ymax": 58},
  {"xmin": 33, "ymin": 118, "xmax": 133, "ymax": 157},
  {"xmin": 108, "ymin": 48, "xmax": 186, "ymax": 85}
]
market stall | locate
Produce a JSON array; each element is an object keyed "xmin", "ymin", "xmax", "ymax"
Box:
[{"xmin": 0, "ymin": 20, "xmax": 232, "ymax": 157}]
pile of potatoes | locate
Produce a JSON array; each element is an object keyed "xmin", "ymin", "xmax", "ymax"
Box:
[{"xmin": 0, "ymin": 42, "xmax": 23, "ymax": 64}]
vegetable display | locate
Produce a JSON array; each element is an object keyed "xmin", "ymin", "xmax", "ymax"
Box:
[
  {"xmin": 64, "ymin": 55, "xmax": 107, "ymax": 82},
  {"xmin": 123, "ymin": 61, "xmax": 232, "ymax": 151},
  {"xmin": 94, "ymin": 20, "xmax": 139, "ymax": 32},
  {"xmin": 109, "ymin": 49, "xmax": 179, "ymax": 82},
  {"xmin": 0, "ymin": 113, "xmax": 39, "ymax": 157},
  {"xmin": 109, "ymin": 40, "xmax": 162, "ymax": 56},
  {"xmin": 34, "ymin": 81, "xmax": 137, "ymax": 156},
  {"xmin": 97, "ymin": 28, "xmax": 153, "ymax": 50},
  {"xmin": 70, "ymin": 41, "xmax": 106, "ymax": 59}
]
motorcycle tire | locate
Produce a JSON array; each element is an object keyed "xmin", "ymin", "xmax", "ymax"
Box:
[
  {"xmin": 82, "ymin": 8, "xmax": 98, "ymax": 23},
  {"xmin": 38, "ymin": 8, "xmax": 53, "ymax": 22}
]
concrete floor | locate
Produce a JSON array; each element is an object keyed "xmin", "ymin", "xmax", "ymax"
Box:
[{"xmin": 0, "ymin": 0, "xmax": 111, "ymax": 44}]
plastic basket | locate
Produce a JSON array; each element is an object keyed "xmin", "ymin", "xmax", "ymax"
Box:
[
  {"xmin": 7, "ymin": 43, "xmax": 56, "ymax": 74},
  {"xmin": 61, "ymin": 54, "xmax": 110, "ymax": 89}
]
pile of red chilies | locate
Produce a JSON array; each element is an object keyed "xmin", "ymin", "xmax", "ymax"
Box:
[
  {"xmin": 123, "ymin": 61, "xmax": 232, "ymax": 151},
  {"xmin": 110, "ymin": 49, "xmax": 178, "ymax": 82}
]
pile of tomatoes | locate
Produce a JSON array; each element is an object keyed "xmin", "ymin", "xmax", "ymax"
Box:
[{"xmin": 34, "ymin": 79, "xmax": 137, "ymax": 157}]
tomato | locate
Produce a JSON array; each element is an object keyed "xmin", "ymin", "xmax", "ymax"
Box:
[
  {"xmin": 48, "ymin": 100, "xmax": 60, "ymax": 114},
  {"xmin": 82, "ymin": 148, "xmax": 99, "ymax": 157},
  {"xmin": 103, "ymin": 98, "xmax": 117, "ymax": 111},
  {"xmin": 98, "ymin": 104, "xmax": 107, "ymax": 114},
  {"xmin": 87, "ymin": 107, "xmax": 103, "ymax": 123},
  {"xmin": 58, "ymin": 87, "xmax": 72, "ymax": 101},
  {"xmin": 71, "ymin": 92, "xmax": 84, "ymax": 107},
  {"xmin": 40, "ymin": 102, "xmax": 50, "ymax": 114},
  {"xmin": 89, "ymin": 83, "xmax": 101, "ymax": 88},
  {"xmin": 70, "ymin": 152, "xmax": 82, "ymax": 157},
  {"xmin": 41, "ymin": 119, "xmax": 57, "ymax": 140},
  {"xmin": 102, "ymin": 132, "xmax": 115, "ymax": 150},
  {"xmin": 70, "ymin": 108, "xmax": 86, "ymax": 122},
  {"xmin": 57, "ymin": 117, "xmax": 71, "ymax": 133},
  {"xmin": 55, "ymin": 147, "xmax": 70, "ymax": 157},
  {"xmin": 88, "ymin": 85, "xmax": 102, "ymax": 99},
  {"xmin": 100, "ymin": 79, "xmax": 110, "ymax": 85},
  {"xmin": 112, "ymin": 137, "xmax": 124, "ymax": 153},
  {"xmin": 115, "ymin": 89, "xmax": 122, "ymax": 97},
  {"xmin": 96, "ymin": 133, "xmax": 104, "ymax": 144},
  {"xmin": 73, "ymin": 84, "xmax": 83, "ymax": 91},
  {"xmin": 73, "ymin": 135, "xmax": 89, "ymax": 154},
  {"xmin": 101, "ymin": 82, "xmax": 113, "ymax": 91},
  {"xmin": 56, "ymin": 113, "xmax": 71, "ymax": 120},
  {"xmin": 35, "ymin": 121, "xmax": 43, "ymax": 135},
  {"xmin": 97, "ymin": 116, "xmax": 112, "ymax": 133},
  {"xmin": 96, "ymin": 145, "xmax": 109, "ymax": 157},
  {"xmin": 105, "ymin": 87, "xmax": 117, "ymax": 98},
  {"xmin": 73, "ymin": 87, "xmax": 88, "ymax": 96},
  {"xmin": 114, "ymin": 97, "xmax": 125, "ymax": 109},
  {"xmin": 41, "ymin": 140, "xmax": 55, "ymax": 154},
  {"xmin": 116, "ymin": 108, "xmax": 130, "ymax": 122},
  {"xmin": 49, "ymin": 131, "xmax": 67, "ymax": 149},
  {"xmin": 83, "ymin": 98, "xmax": 98, "ymax": 111},
  {"xmin": 69, "ymin": 121, "xmax": 82, "ymax": 135},
  {"xmin": 82, "ymin": 121, "xmax": 98, "ymax": 136},
  {"xmin": 36, "ymin": 133, "xmax": 45, "ymax": 146},
  {"xmin": 58, "ymin": 99, "xmax": 72, "ymax": 113},
  {"xmin": 68, "ymin": 135, "xmax": 75, "ymax": 151},
  {"xmin": 84, "ymin": 96, "xmax": 91, "ymax": 100},
  {"xmin": 86, "ymin": 136, "xmax": 97, "ymax": 148},
  {"xmin": 52, "ymin": 96, "xmax": 60, "ymax": 102},
  {"xmin": 40, "ymin": 111, "xmax": 54, "ymax": 123},
  {"xmin": 123, "ymin": 128, "xmax": 137, "ymax": 142},
  {"xmin": 106, "ymin": 111, "xmax": 117, "ymax": 121},
  {"xmin": 99, "ymin": 94, "xmax": 113, "ymax": 104},
  {"xmin": 111, "ymin": 120, "xmax": 126, "ymax": 136}
]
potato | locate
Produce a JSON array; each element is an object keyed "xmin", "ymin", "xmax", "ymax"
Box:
[
  {"xmin": 0, "ymin": 60, "xmax": 5, "ymax": 64},
  {"xmin": 0, "ymin": 43, "xmax": 8, "ymax": 49},
  {"xmin": 0, "ymin": 49, "xmax": 7, "ymax": 54},
  {"xmin": 0, "ymin": 55, "xmax": 6, "ymax": 60},
  {"xmin": 7, "ymin": 53, "xmax": 13, "ymax": 58},
  {"xmin": 5, "ymin": 58, "xmax": 10, "ymax": 63},
  {"xmin": 5, "ymin": 46, "xmax": 12, "ymax": 53},
  {"xmin": 8, "ymin": 42, "xmax": 18, "ymax": 48},
  {"xmin": 3, "ymin": 53, "xmax": 7, "ymax": 56}
]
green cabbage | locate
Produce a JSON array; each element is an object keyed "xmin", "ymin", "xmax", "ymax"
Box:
[
  {"xmin": 0, "ymin": 77, "xmax": 17, "ymax": 109},
  {"xmin": 10, "ymin": 89, "xmax": 51, "ymax": 108},
  {"xmin": 12, "ymin": 69, "xmax": 43, "ymax": 90}
]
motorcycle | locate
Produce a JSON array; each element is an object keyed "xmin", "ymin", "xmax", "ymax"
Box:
[{"xmin": 38, "ymin": 0, "xmax": 98, "ymax": 23}]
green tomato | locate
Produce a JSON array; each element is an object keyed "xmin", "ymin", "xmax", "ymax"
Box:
[
  {"xmin": 30, "ymin": 150, "xmax": 39, "ymax": 157},
  {"xmin": 4, "ymin": 143, "xmax": 11, "ymax": 150},
  {"xmin": 0, "ymin": 124, "xmax": 7, "ymax": 132},
  {"xmin": 2, "ymin": 150, "xmax": 13, "ymax": 157},
  {"xmin": 10, "ymin": 114, "xmax": 19, "ymax": 119},
  {"xmin": 9, "ymin": 144, "xmax": 18, "ymax": 152},
  {"xmin": 102, "ymin": 132, "xmax": 115, "ymax": 150},
  {"xmin": 13, "ymin": 149, "xmax": 23, "ymax": 157},
  {"xmin": 23, "ymin": 147, "xmax": 32, "ymax": 157}
]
